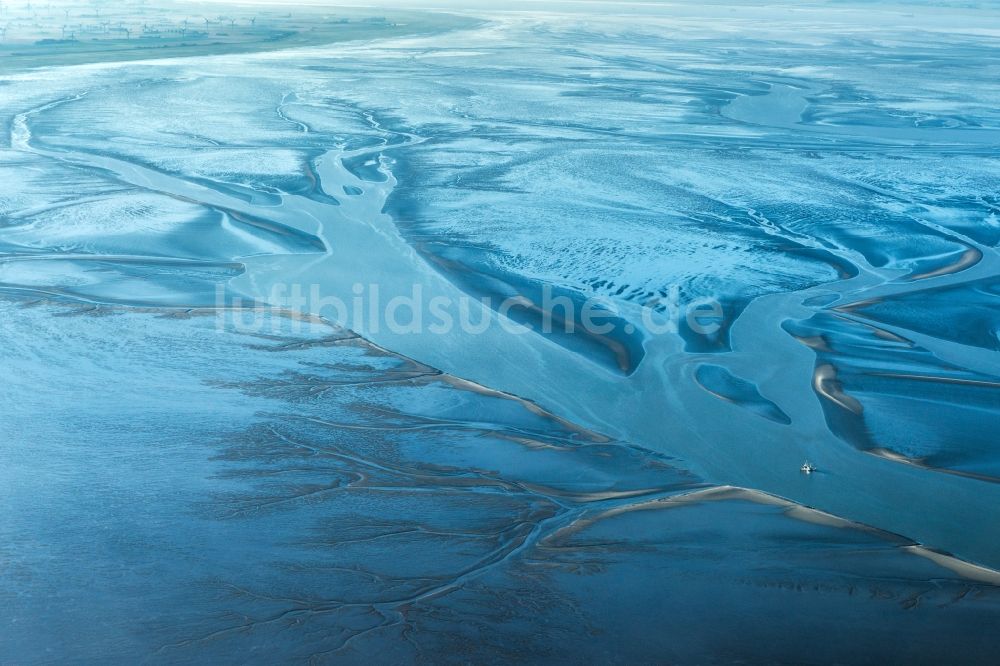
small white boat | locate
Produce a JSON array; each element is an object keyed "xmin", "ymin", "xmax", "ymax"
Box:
[{"xmin": 801, "ymin": 461, "xmax": 816, "ymax": 474}]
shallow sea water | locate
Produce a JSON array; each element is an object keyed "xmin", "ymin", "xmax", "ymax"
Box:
[{"xmin": 2, "ymin": 0, "xmax": 1000, "ymax": 662}]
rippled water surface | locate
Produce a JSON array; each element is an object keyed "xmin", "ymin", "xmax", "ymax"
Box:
[{"xmin": 2, "ymin": 0, "xmax": 1000, "ymax": 662}]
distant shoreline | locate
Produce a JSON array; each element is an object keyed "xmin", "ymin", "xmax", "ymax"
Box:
[{"xmin": 0, "ymin": 6, "xmax": 480, "ymax": 73}]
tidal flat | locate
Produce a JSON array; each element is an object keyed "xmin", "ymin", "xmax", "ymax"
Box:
[{"xmin": 2, "ymin": 0, "xmax": 1000, "ymax": 662}]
